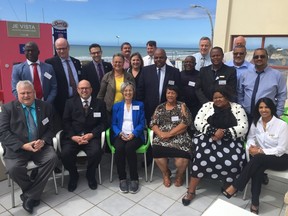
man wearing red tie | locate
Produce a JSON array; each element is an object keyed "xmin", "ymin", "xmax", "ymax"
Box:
[{"xmin": 11, "ymin": 42, "xmax": 57, "ymax": 104}]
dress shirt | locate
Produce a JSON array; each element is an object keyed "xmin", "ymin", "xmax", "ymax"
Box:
[
  {"xmin": 80, "ymin": 96, "xmax": 91, "ymax": 107},
  {"xmin": 158, "ymin": 66, "xmax": 166, "ymax": 100},
  {"xmin": 61, "ymin": 57, "xmax": 79, "ymax": 97},
  {"xmin": 123, "ymin": 57, "xmax": 130, "ymax": 70},
  {"xmin": 237, "ymin": 66, "xmax": 287, "ymax": 116},
  {"xmin": 27, "ymin": 59, "xmax": 43, "ymax": 86},
  {"xmin": 143, "ymin": 55, "xmax": 174, "ymax": 66},
  {"xmin": 247, "ymin": 116, "xmax": 288, "ymax": 156},
  {"xmin": 193, "ymin": 52, "xmax": 212, "ymax": 71},
  {"xmin": 225, "ymin": 60, "xmax": 254, "ymax": 83}
]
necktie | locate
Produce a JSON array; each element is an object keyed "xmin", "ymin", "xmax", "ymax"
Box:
[
  {"xmin": 83, "ymin": 100, "xmax": 89, "ymax": 115},
  {"xmin": 26, "ymin": 107, "xmax": 37, "ymax": 141},
  {"xmin": 200, "ymin": 57, "xmax": 205, "ymax": 68},
  {"xmin": 250, "ymin": 71, "xmax": 263, "ymax": 115},
  {"xmin": 157, "ymin": 68, "xmax": 162, "ymax": 102},
  {"xmin": 97, "ymin": 63, "xmax": 104, "ymax": 81},
  {"xmin": 32, "ymin": 63, "xmax": 43, "ymax": 100},
  {"xmin": 65, "ymin": 60, "xmax": 77, "ymax": 96}
]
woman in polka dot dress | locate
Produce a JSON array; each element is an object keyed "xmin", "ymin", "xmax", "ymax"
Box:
[{"xmin": 182, "ymin": 86, "xmax": 248, "ymax": 206}]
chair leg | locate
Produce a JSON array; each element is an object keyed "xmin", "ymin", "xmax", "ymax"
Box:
[
  {"xmin": 11, "ymin": 180, "xmax": 15, "ymax": 208},
  {"xmin": 61, "ymin": 165, "xmax": 65, "ymax": 188},
  {"xmin": 7, "ymin": 175, "xmax": 11, "ymax": 187},
  {"xmin": 150, "ymin": 159, "xmax": 155, "ymax": 182},
  {"xmin": 98, "ymin": 164, "xmax": 102, "ymax": 185},
  {"xmin": 144, "ymin": 153, "xmax": 148, "ymax": 182},
  {"xmin": 110, "ymin": 154, "xmax": 114, "ymax": 182},
  {"xmin": 243, "ymin": 182, "xmax": 249, "ymax": 200},
  {"xmin": 52, "ymin": 171, "xmax": 58, "ymax": 195}
]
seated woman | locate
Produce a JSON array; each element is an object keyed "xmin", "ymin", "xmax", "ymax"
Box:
[
  {"xmin": 182, "ymin": 86, "xmax": 248, "ymax": 206},
  {"xmin": 150, "ymin": 85, "xmax": 193, "ymax": 187},
  {"xmin": 222, "ymin": 97, "xmax": 288, "ymax": 215},
  {"xmin": 111, "ymin": 82, "xmax": 145, "ymax": 194}
]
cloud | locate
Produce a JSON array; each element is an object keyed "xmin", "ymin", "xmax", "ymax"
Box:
[{"xmin": 134, "ymin": 9, "xmax": 211, "ymax": 20}]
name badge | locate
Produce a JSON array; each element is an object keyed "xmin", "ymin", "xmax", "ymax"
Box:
[
  {"xmin": 171, "ymin": 116, "xmax": 179, "ymax": 122},
  {"xmin": 42, "ymin": 117, "xmax": 49, "ymax": 125},
  {"xmin": 93, "ymin": 112, "xmax": 101, "ymax": 118},
  {"xmin": 188, "ymin": 81, "xmax": 195, "ymax": 87},
  {"xmin": 44, "ymin": 72, "xmax": 52, "ymax": 80},
  {"xmin": 132, "ymin": 105, "xmax": 139, "ymax": 110},
  {"xmin": 218, "ymin": 80, "xmax": 227, "ymax": 85},
  {"xmin": 168, "ymin": 80, "xmax": 175, "ymax": 85}
]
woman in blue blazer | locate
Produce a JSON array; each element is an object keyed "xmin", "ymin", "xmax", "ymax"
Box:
[{"xmin": 111, "ymin": 81, "xmax": 145, "ymax": 194}]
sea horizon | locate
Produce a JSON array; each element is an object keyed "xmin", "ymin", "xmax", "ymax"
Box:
[{"xmin": 69, "ymin": 44, "xmax": 198, "ymax": 62}]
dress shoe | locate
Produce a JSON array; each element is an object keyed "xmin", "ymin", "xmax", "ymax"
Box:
[
  {"xmin": 20, "ymin": 194, "xmax": 40, "ymax": 207},
  {"xmin": 68, "ymin": 174, "xmax": 79, "ymax": 192},
  {"xmin": 182, "ymin": 191, "xmax": 195, "ymax": 206},
  {"xmin": 22, "ymin": 197, "xmax": 35, "ymax": 214},
  {"xmin": 87, "ymin": 178, "xmax": 98, "ymax": 190}
]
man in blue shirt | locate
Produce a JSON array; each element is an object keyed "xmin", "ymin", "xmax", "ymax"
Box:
[{"xmin": 238, "ymin": 48, "xmax": 287, "ymax": 121}]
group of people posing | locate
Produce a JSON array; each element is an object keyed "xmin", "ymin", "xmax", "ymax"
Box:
[{"xmin": 0, "ymin": 36, "xmax": 287, "ymax": 215}]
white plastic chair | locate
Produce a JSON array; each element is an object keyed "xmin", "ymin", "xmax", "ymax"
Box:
[
  {"xmin": 0, "ymin": 141, "xmax": 58, "ymax": 208},
  {"xmin": 149, "ymin": 130, "xmax": 189, "ymax": 187},
  {"xmin": 55, "ymin": 130, "xmax": 105, "ymax": 187}
]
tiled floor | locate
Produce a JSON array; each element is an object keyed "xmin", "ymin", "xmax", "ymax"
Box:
[{"xmin": 0, "ymin": 154, "xmax": 287, "ymax": 216}]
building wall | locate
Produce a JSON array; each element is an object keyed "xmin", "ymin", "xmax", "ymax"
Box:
[{"xmin": 214, "ymin": 0, "xmax": 288, "ymax": 51}]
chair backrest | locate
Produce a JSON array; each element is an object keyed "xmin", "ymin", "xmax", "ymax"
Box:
[{"xmin": 0, "ymin": 144, "xmax": 6, "ymax": 167}]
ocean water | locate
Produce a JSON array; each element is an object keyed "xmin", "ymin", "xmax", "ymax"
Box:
[{"xmin": 69, "ymin": 45, "xmax": 198, "ymax": 62}]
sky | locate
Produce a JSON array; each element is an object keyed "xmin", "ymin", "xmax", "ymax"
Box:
[{"xmin": 1, "ymin": 0, "xmax": 217, "ymax": 48}]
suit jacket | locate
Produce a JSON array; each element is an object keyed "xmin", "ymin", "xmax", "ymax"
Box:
[
  {"xmin": 97, "ymin": 70, "xmax": 135, "ymax": 112},
  {"xmin": 11, "ymin": 61, "xmax": 57, "ymax": 104},
  {"xmin": 111, "ymin": 100, "xmax": 145, "ymax": 142},
  {"xmin": 195, "ymin": 64, "xmax": 237, "ymax": 104},
  {"xmin": 62, "ymin": 96, "xmax": 107, "ymax": 140},
  {"xmin": 136, "ymin": 64, "xmax": 181, "ymax": 122},
  {"xmin": 0, "ymin": 100, "xmax": 55, "ymax": 159},
  {"xmin": 82, "ymin": 61, "xmax": 112, "ymax": 98},
  {"xmin": 45, "ymin": 56, "xmax": 82, "ymax": 117}
]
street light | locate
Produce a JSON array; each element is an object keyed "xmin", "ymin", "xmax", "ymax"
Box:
[
  {"xmin": 116, "ymin": 36, "xmax": 120, "ymax": 46},
  {"xmin": 191, "ymin": 4, "xmax": 214, "ymax": 45}
]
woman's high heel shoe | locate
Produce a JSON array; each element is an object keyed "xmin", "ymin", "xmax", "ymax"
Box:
[
  {"xmin": 250, "ymin": 205, "xmax": 259, "ymax": 215},
  {"xmin": 182, "ymin": 191, "xmax": 196, "ymax": 206},
  {"xmin": 221, "ymin": 187, "xmax": 237, "ymax": 199}
]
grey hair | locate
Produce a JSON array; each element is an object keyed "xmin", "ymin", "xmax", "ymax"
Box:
[
  {"xmin": 16, "ymin": 80, "xmax": 34, "ymax": 92},
  {"xmin": 120, "ymin": 81, "xmax": 135, "ymax": 94}
]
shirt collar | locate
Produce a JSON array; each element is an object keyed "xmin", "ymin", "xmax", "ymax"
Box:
[
  {"xmin": 27, "ymin": 59, "xmax": 40, "ymax": 66},
  {"xmin": 21, "ymin": 101, "xmax": 36, "ymax": 109},
  {"xmin": 81, "ymin": 96, "xmax": 91, "ymax": 104}
]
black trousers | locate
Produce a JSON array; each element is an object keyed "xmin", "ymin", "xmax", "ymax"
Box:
[
  {"xmin": 114, "ymin": 136, "xmax": 142, "ymax": 181},
  {"xmin": 232, "ymin": 153, "xmax": 288, "ymax": 206},
  {"xmin": 61, "ymin": 138, "xmax": 102, "ymax": 179}
]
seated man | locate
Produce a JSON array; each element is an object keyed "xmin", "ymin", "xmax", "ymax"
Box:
[
  {"xmin": 0, "ymin": 80, "xmax": 58, "ymax": 214},
  {"xmin": 61, "ymin": 80, "xmax": 107, "ymax": 191}
]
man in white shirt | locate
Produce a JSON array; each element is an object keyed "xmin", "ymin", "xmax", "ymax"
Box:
[
  {"xmin": 193, "ymin": 36, "xmax": 212, "ymax": 71},
  {"xmin": 142, "ymin": 40, "xmax": 173, "ymax": 66}
]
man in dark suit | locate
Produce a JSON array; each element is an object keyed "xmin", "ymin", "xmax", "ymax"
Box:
[
  {"xmin": 61, "ymin": 80, "xmax": 107, "ymax": 192},
  {"xmin": 136, "ymin": 48, "xmax": 181, "ymax": 164},
  {"xmin": 12, "ymin": 41, "xmax": 57, "ymax": 104},
  {"xmin": 195, "ymin": 46, "xmax": 237, "ymax": 105},
  {"xmin": 0, "ymin": 80, "xmax": 57, "ymax": 214},
  {"xmin": 137, "ymin": 48, "xmax": 182, "ymax": 124},
  {"xmin": 45, "ymin": 38, "xmax": 82, "ymax": 118},
  {"xmin": 82, "ymin": 43, "xmax": 112, "ymax": 98}
]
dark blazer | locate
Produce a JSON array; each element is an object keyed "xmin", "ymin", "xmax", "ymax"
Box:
[
  {"xmin": 11, "ymin": 61, "xmax": 57, "ymax": 104},
  {"xmin": 62, "ymin": 96, "xmax": 107, "ymax": 139},
  {"xmin": 82, "ymin": 61, "xmax": 112, "ymax": 98},
  {"xmin": 111, "ymin": 100, "xmax": 145, "ymax": 142},
  {"xmin": 45, "ymin": 56, "xmax": 82, "ymax": 117},
  {"xmin": 136, "ymin": 64, "xmax": 181, "ymax": 123},
  {"xmin": 195, "ymin": 64, "xmax": 237, "ymax": 104},
  {"xmin": 0, "ymin": 100, "xmax": 55, "ymax": 159}
]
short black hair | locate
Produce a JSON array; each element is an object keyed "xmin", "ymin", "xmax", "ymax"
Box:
[
  {"xmin": 121, "ymin": 42, "xmax": 132, "ymax": 50},
  {"xmin": 146, "ymin": 40, "xmax": 157, "ymax": 47},
  {"xmin": 89, "ymin": 43, "xmax": 102, "ymax": 52}
]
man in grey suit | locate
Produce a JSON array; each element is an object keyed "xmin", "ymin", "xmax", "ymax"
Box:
[
  {"xmin": 11, "ymin": 42, "xmax": 57, "ymax": 104},
  {"xmin": 0, "ymin": 80, "xmax": 58, "ymax": 214}
]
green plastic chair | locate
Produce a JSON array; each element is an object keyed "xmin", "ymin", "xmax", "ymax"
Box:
[
  {"xmin": 105, "ymin": 127, "xmax": 151, "ymax": 182},
  {"xmin": 281, "ymin": 107, "xmax": 288, "ymax": 123}
]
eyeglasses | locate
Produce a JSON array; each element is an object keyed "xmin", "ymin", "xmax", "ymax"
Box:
[
  {"xmin": 233, "ymin": 52, "xmax": 245, "ymax": 56},
  {"xmin": 253, "ymin": 55, "xmax": 266, "ymax": 59},
  {"xmin": 90, "ymin": 51, "xmax": 102, "ymax": 55}
]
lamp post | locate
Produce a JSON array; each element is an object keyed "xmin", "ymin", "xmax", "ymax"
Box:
[
  {"xmin": 191, "ymin": 5, "xmax": 214, "ymax": 45},
  {"xmin": 116, "ymin": 36, "xmax": 120, "ymax": 46}
]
